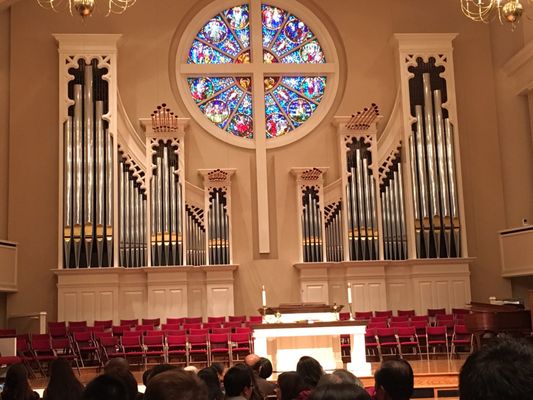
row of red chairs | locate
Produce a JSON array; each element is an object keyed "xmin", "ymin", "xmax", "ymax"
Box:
[
  {"xmin": 345, "ymin": 308, "xmax": 470, "ymax": 319},
  {"xmin": 363, "ymin": 325, "xmax": 473, "ymax": 361},
  {"xmin": 48, "ymin": 315, "xmax": 263, "ymax": 330}
]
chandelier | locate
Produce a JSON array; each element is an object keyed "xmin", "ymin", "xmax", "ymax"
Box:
[
  {"xmin": 460, "ymin": 0, "xmax": 529, "ymax": 27},
  {"xmin": 37, "ymin": 0, "xmax": 136, "ymax": 18}
]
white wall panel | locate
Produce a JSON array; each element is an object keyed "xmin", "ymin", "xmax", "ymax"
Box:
[
  {"xmin": 98, "ymin": 291, "xmax": 114, "ymax": 321},
  {"xmin": 368, "ymin": 283, "xmax": 384, "ymax": 311},
  {"xmin": 387, "ymin": 282, "xmax": 410, "ymax": 311},
  {"xmin": 306, "ymin": 284, "xmax": 327, "ymax": 303},
  {"xmin": 451, "ymin": 280, "xmax": 468, "ymax": 309},
  {"xmin": 168, "ymin": 289, "xmax": 187, "ymax": 316},
  {"xmin": 62, "ymin": 292, "xmax": 78, "ymax": 321},
  {"xmin": 80, "ymin": 292, "xmax": 95, "ymax": 323},
  {"xmin": 435, "ymin": 280, "xmax": 450, "ymax": 309}
]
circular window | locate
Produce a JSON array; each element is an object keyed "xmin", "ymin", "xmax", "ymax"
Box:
[{"xmin": 176, "ymin": 0, "xmax": 339, "ymax": 149}]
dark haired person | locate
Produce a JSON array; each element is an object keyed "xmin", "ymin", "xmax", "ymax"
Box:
[
  {"xmin": 309, "ymin": 383, "xmax": 370, "ymax": 400},
  {"xmin": 144, "ymin": 369, "xmax": 208, "ymax": 400},
  {"xmin": 373, "ymin": 359, "xmax": 414, "ymax": 400},
  {"xmin": 224, "ymin": 365, "xmax": 254, "ymax": 400},
  {"xmin": 296, "ymin": 356, "xmax": 324, "ymax": 399},
  {"xmin": 43, "ymin": 359, "xmax": 84, "ymax": 400},
  {"xmin": 103, "ymin": 358, "xmax": 139, "ymax": 400},
  {"xmin": 82, "ymin": 375, "xmax": 128, "ymax": 400},
  {"xmin": 459, "ymin": 337, "xmax": 533, "ymax": 400},
  {"xmin": 277, "ymin": 371, "xmax": 306, "ymax": 400},
  {"xmin": 252, "ymin": 357, "xmax": 276, "ymax": 398},
  {"xmin": 198, "ymin": 367, "xmax": 224, "ymax": 400},
  {"xmin": 1, "ymin": 364, "xmax": 39, "ymax": 400}
]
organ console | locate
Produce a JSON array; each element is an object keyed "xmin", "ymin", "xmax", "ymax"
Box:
[{"xmin": 465, "ymin": 302, "xmax": 532, "ymax": 349}]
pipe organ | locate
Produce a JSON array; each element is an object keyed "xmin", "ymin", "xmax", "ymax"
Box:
[
  {"xmin": 185, "ymin": 204, "xmax": 206, "ymax": 266},
  {"xmin": 379, "ymin": 149, "xmax": 407, "ymax": 260},
  {"xmin": 324, "ymin": 201, "xmax": 343, "ymax": 262},
  {"xmin": 407, "ymin": 58, "xmax": 461, "ymax": 258},
  {"xmin": 199, "ymin": 169, "xmax": 235, "ymax": 265},
  {"xmin": 118, "ymin": 152, "xmax": 146, "ymax": 267},
  {"xmin": 63, "ymin": 58, "xmax": 114, "ymax": 268},
  {"xmin": 292, "ymin": 168, "xmax": 327, "ymax": 263}
]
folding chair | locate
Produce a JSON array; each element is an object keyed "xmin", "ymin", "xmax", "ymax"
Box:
[
  {"xmin": 184, "ymin": 317, "xmax": 203, "ymax": 324},
  {"xmin": 166, "ymin": 334, "xmax": 188, "ymax": 366},
  {"xmin": 396, "ymin": 326, "xmax": 422, "ymax": 359},
  {"xmin": 72, "ymin": 330, "xmax": 101, "ymax": 367},
  {"xmin": 203, "ymin": 322, "xmax": 222, "ymax": 331},
  {"xmin": 451, "ymin": 325, "xmax": 473, "ymax": 357},
  {"xmin": 376, "ymin": 328, "xmax": 399, "ymax": 360},
  {"xmin": 183, "ymin": 323, "xmax": 202, "ymax": 333},
  {"xmin": 143, "ymin": 334, "xmax": 165, "ymax": 368},
  {"xmin": 94, "ymin": 320, "xmax": 113, "ymax": 330},
  {"xmin": 189, "ymin": 328, "xmax": 209, "ymax": 336},
  {"xmin": 48, "ymin": 322, "xmax": 66, "ymax": 330},
  {"xmin": 207, "ymin": 316, "xmax": 226, "ymax": 324},
  {"xmin": 68, "ymin": 321, "xmax": 88, "ymax": 328},
  {"xmin": 166, "ymin": 317, "xmax": 185, "ymax": 326},
  {"xmin": 426, "ymin": 326, "xmax": 449, "ymax": 359},
  {"xmin": 370, "ymin": 316, "xmax": 389, "ymax": 324},
  {"xmin": 145, "ymin": 330, "xmax": 165, "ymax": 337},
  {"xmin": 187, "ymin": 334, "xmax": 209, "ymax": 367},
  {"xmin": 49, "ymin": 326, "xmax": 68, "ymax": 339},
  {"xmin": 364, "ymin": 328, "xmax": 379, "ymax": 360},
  {"xmin": 31, "ymin": 338, "xmax": 57, "ymax": 376},
  {"xmin": 162, "ymin": 324, "xmax": 181, "ymax": 331},
  {"xmin": 355, "ymin": 311, "xmax": 373, "ymax": 320},
  {"xmin": 390, "ymin": 316, "xmax": 409, "ymax": 323},
  {"xmin": 121, "ymin": 334, "xmax": 145, "ymax": 367},
  {"xmin": 16, "ymin": 336, "xmax": 38, "ymax": 377},
  {"xmin": 397, "ymin": 310, "xmax": 415, "ymax": 317},
  {"xmin": 99, "ymin": 336, "xmax": 124, "ymax": 363},
  {"xmin": 228, "ymin": 315, "xmax": 246, "ymax": 323},
  {"xmin": 223, "ymin": 321, "xmax": 243, "ymax": 330},
  {"xmin": 389, "ymin": 321, "xmax": 411, "ymax": 328},
  {"xmin": 411, "ymin": 320, "xmax": 429, "ymax": 351},
  {"xmin": 209, "ymin": 333, "xmax": 230, "ymax": 365},
  {"xmin": 374, "ymin": 310, "xmax": 393, "ymax": 318},
  {"xmin": 212, "ymin": 328, "xmax": 232, "ymax": 335},
  {"xmin": 230, "ymin": 332, "xmax": 252, "ymax": 364},
  {"xmin": 135, "ymin": 325, "xmax": 155, "ymax": 335},
  {"xmin": 120, "ymin": 319, "xmax": 138, "ymax": 327},
  {"xmin": 112, "ymin": 325, "xmax": 131, "ymax": 337},
  {"xmin": 247, "ymin": 315, "xmax": 262, "ymax": 324},
  {"xmin": 142, "ymin": 318, "xmax": 161, "ymax": 327}
]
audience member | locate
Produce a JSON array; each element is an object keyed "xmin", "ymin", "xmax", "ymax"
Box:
[
  {"xmin": 145, "ymin": 364, "xmax": 177, "ymax": 385},
  {"xmin": 224, "ymin": 365, "xmax": 254, "ymax": 400},
  {"xmin": 82, "ymin": 375, "xmax": 128, "ymax": 400},
  {"xmin": 373, "ymin": 359, "xmax": 414, "ymax": 400},
  {"xmin": 198, "ymin": 368, "xmax": 224, "ymax": 400},
  {"xmin": 43, "ymin": 359, "xmax": 84, "ymax": 400},
  {"xmin": 296, "ymin": 356, "xmax": 324, "ymax": 392},
  {"xmin": 144, "ymin": 370, "xmax": 207, "ymax": 400},
  {"xmin": 332, "ymin": 370, "xmax": 364, "ymax": 389},
  {"xmin": 1, "ymin": 364, "xmax": 39, "ymax": 400},
  {"xmin": 244, "ymin": 354, "xmax": 260, "ymax": 368},
  {"xmin": 103, "ymin": 358, "xmax": 140, "ymax": 400},
  {"xmin": 252, "ymin": 358, "xmax": 276, "ymax": 398},
  {"xmin": 276, "ymin": 371, "xmax": 306, "ymax": 400},
  {"xmin": 309, "ymin": 383, "xmax": 370, "ymax": 400},
  {"xmin": 459, "ymin": 336, "xmax": 533, "ymax": 400}
]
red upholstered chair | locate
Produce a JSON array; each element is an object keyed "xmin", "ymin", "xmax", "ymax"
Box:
[
  {"xmin": 396, "ymin": 326, "xmax": 422, "ymax": 359},
  {"xmin": 436, "ymin": 319, "xmax": 455, "ymax": 339},
  {"xmin": 121, "ymin": 334, "xmax": 145, "ymax": 367},
  {"xmin": 142, "ymin": 318, "xmax": 161, "ymax": 327},
  {"xmin": 68, "ymin": 321, "xmax": 88, "ymax": 328},
  {"xmin": 49, "ymin": 326, "xmax": 68, "ymax": 339},
  {"xmin": 366, "ymin": 322, "xmax": 387, "ymax": 330},
  {"xmin": 397, "ymin": 310, "xmax": 416, "ymax": 317},
  {"xmin": 112, "ymin": 326, "xmax": 130, "ymax": 337},
  {"xmin": 162, "ymin": 324, "xmax": 181, "ymax": 331},
  {"xmin": 143, "ymin": 334, "xmax": 166, "ymax": 367},
  {"xmin": 209, "ymin": 333, "xmax": 230, "ymax": 365},
  {"xmin": 228, "ymin": 315, "xmax": 246, "ymax": 323},
  {"xmin": 426, "ymin": 326, "xmax": 449, "ymax": 359},
  {"xmin": 390, "ymin": 316, "xmax": 409, "ymax": 323},
  {"xmin": 389, "ymin": 321, "xmax": 411, "ymax": 328},
  {"xmin": 72, "ymin": 331, "xmax": 101, "ymax": 367},
  {"xmin": 99, "ymin": 336, "xmax": 123, "ymax": 363},
  {"xmin": 145, "ymin": 330, "xmax": 165, "ymax": 337},
  {"xmin": 230, "ymin": 332, "xmax": 252, "ymax": 364},
  {"xmin": 411, "ymin": 320, "xmax": 429, "ymax": 350},
  {"xmin": 120, "ymin": 319, "xmax": 138, "ymax": 327},
  {"xmin": 48, "ymin": 322, "xmax": 66, "ymax": 330},
  {"xmin": 189, "ymin": 328, "xmax": 209, "ymax": 336},
  {"xmin": 248, "ymin": 315, "xmax": 263, "ymax": 324},
  {"xmin": 212, "ymin": 328, "xmax": 232, "ymax": 335},
  {"xmin": 208, "ymin": 316, "xmax": 226, "ymax": 323},
  {"xmin": 235, "ymin": 327, "xmax": 251, "ymax": 334},
  {"xmin": 370, "ymin": 316, "xmax": 389, "ymax": 324},
  {"xmin": 184, "ymin": 317, "xmax": 203, "ymax": 324},
  {"xmin": 223, "ymin": 321, "xmax": 243, "ymax": 330},
  {"xmin": 17, "ymin": 336, "xmax": 39, "ymax": 377},
  {"xmin": 166, "ymin": 334, "xmax": 188, "ymax": 366},
  {"xmin": 51, "ymin": 337, "xmax": 80, "ymax": 374},
  {"xmin": 375, "ymin": 310, "xmax": 393, "ymax": 318},
  {"xmin": 355, "ymin": 311, "xmax": 373, "ymax": 319},
  {"xmin": 427, "ymin": 308, "xmax": 446, "ymax": 316},
  {"xmin": 187, "ymin": 334, "xmax": 209, "ymax": 367},
  {"xmin": 183, "ymin": 323, "xmax": 202, "ymax": 332},
  {"xmin": 451, "ymin": 325, "xmax": 473, "ymax": 357},
  {"xmin": 94, "ymin": 320, "xmax": 113, "ymax": 330},
  {"xmin": 166, "ymin": 317, "xmax": 185, "ymax": 326},
  {"xmin": 203, "ymin": 322, "xmax": 222, "ymax": 331},
  {"xmin": 410, "ymin": 315, "xmax": 429, "ymax": 323},
  {"xmin": 68, "ymin": 326, "xmax": 88, "ymax": 335},
  {"xmin": 364, "ymin": 328, "xmax": 379, "ymax": 359},
  {"xmin": 87, "ymin": 325, "xmax": 105, "ymax": 335},
  {"xmin": 31, "ymin": 337, "xmax": 57, "ymax": 376},
  {"xmin": 376, "ymin": 328, "xmax": 399, "ymax": 360},
  {"xmin": 135, "ymin": 325, "xmax": 155, "ymax": 334},
  {"xmin": 451, "ymin": 308, "xmax": 470, "ymax": 316}
]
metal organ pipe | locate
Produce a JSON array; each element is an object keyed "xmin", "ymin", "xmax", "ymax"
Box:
[
  {"xmin": 415, "ymin": 105, "xmax": 431, "ymax": 257},
  {"xmin": 397, "ymin": 163, "xmax": 407, "ymax": 258},
  {"xmin": 445, "ymin": 120, "xmax": 461, "ymax": 256},
  {"xmin": 73, "ymin": 84, "xmax": 83, "ymax": 268},
  {"xmin": 64, "ymin": 117, "xmax": 73, "ymax": 268},
  {"xmin": 155, "ymin": 155, "xmax": 162, "ymax": 265},
  {"xmin": 409, "ymin": 136, "xmax": 422, "ymax": 257},
  {"xmin": 95, "ymin": 101, "xmax": 105, "ymax": 267},
  {"xmin": 105, "ymin": 129, "xmax": 113, "ymax": 267},
  {"xmin": 169, "ymin": 152, "xmax": 177, "ymax": 265},
  {"xmin": 84, "ymin": 64, "xmax": 94, "ymax": 267}
]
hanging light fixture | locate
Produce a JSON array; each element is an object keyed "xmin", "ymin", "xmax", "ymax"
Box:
[
  {"xmin": 460, "ymin": 0, "xmax": 529, "ymax": 28},
  {"xmin": 37, "ymin": 0, "xmax": 136, "ymax": 19}
]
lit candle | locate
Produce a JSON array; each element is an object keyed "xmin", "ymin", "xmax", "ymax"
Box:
[
  {"xmin": 347, "ymin": 282, "xmax": 352, "ymax": 304},
  {"xmin": 261, "ymin": 285, "xmax": 267, "ymax": 307}
]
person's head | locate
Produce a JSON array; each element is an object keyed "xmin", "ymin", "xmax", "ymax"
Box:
[
  {"xmin": 209, "ymin": 363, "xmax": 226, "ymax": 383},
  {"xmin": 296, "ymin": 356, "xmax": 324, "ymax": 390},
  {"xmin": 253, "ymin": 357, "xmax": 273, "ymax": 379},
  {"xmin": 459, "ymin": 337, "xmax": 533, "ymax": 400},
  {"xmin": 144, "ymin": 370, "xmax": 208, "ymax": 400},
  {"xmin": 224, "ymin": 365, "xmax": 254, "ymax": 399},
  {"xmin": 198, "ymin": 367, "xmax": 224, "ymax": 400},
  {"xmin": 82, "ymin": 374, "xmax": 128, "ymax": 400},
  {"xmin": 103, "ymin": 357, "xmax": 138, "ymax": 400},
  {"xmin": 277, "ymin": 371, "xmax": 305, "ymax": 400},
  {"xmin": 374, "ymin": 359, "xmax": 414, "ymax": 400},
  {"xmin": 309, "ymin": 383, "xmax": 371, "ymax": 400},
  {"xmin": 3, "ymin": 363, "xmax": 33, "ymax": 400},
  {"xmin": 145, "ymin": 364, "xmax": 178, "ymax": 385},
  {"xmin": 244, "ymin": 353, "xmax": 260, "ymax": 367},
  {"xmin": 332, "ymin": 369, "xmax": 364, "ymax": 388},
  {"xmin": 46, "ymin": 359, "xmax": 83, "ymax": 400}
]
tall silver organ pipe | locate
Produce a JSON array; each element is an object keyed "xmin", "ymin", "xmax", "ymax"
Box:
[
  {"xmin": 151, "ymin": 141, "xmax": 184, "ymax": 266},
  {"xmin": 63, "ymin": 60, "xmax": 113, "ymax": 268},
  {"xmin": 208, "ymin": 189, "xmax": 230, "ymax": 265},
  {"xmin": 118, "ymin": 155, "xmax": 146, "ymax": 268},
  {"xmin": 301, "ymin": 188, "xmax": 323, "ymax": 262},
  {"xmin": 408, "ymin": 59, "xmax": 461, "ymax": 257},
  {"xmin": 325, "ymin": 201, "xmax": 343, "ymax": 262},
  {"xmin": 186, "ymin": 205, "xmax": 206, "ymax": 265},
  {"xmin": 345, "ymin": 139, "xmax": 378, "ymax": 260}
]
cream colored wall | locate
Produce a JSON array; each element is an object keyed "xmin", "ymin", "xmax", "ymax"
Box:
[
  {"xmin": 0, "ymin": 8, "xmax": 9, "ymax": 240},
  {"xmin": 7, "ymin": 0, "xmax": 518, "ymax": 320}
]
